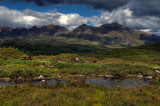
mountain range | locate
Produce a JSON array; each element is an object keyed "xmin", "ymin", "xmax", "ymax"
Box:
[{"xmin": 0, "ymin": 23, "xmax": 160, "ymax": 48}]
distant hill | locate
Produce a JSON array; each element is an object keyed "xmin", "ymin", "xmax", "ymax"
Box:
[
  {"xmin": 0, "ymin": 23, "xmax": 160, "ymax": 47},
  {"xmin": 82, "ymin": 42, "xmax": 160, "ymax": 61}
]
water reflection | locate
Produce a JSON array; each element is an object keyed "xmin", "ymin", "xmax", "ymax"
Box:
[
  {"xmin": 86, "ymin": 78, "xmax": 149, "ymax": 88},
  {"xmin": 0, "ymin": 78, "xmax": 149, "ymax": 88}
]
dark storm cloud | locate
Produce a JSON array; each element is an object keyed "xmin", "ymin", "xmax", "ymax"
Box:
[
  {"xmin": 10, "ymin": 0, "xmax": 160, "ymax": 16},
  {"xmin": 11, "ymin": 0, "xmax": 130, "ymax": 11},
  {"xmin": 129, "ymin": 0, "xmax": 160, "ymax": 16},
  {"xmin": 0, "ymin": 0, "xmax": 156, "ymax": 16}
]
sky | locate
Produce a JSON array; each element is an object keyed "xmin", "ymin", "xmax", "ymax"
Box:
[{"xmin": 0, "ymin": 0, "xmax": 160, "ymax": 36}]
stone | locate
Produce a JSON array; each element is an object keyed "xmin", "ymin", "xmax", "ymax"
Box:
[
  {"xmin": 154, "ymin": 67, "xmax": 160, "ymax": 69},
  {"xmin": 138, "ymin": 75, "xmax": 143, "ymax": 78},
  {"xmin": 18, "ymin": 77, "xmax": 22, "ymax": 80},
  {"xmin": 96, "ymin": 75, "xmax": 104, "ymax": 77},
  {"xmin": 38, "ymin": 75, "xmax": 44, "ymax": 80},
  {"xmin": 57, "ymin": 76, "xmax": 61, "ymax": 78},
  {"xmin": 104, "ymin": 74, "xmax": 114, "ymax": 78},
  {"xmin": 33, "ymin": 77, "xmax": 38, "ymax": 80},
  {"xmin": 155, "ymin": 70, "xmax": 160, "ymax": 74},
  {"xmin": 75, "ymin": 57, "xmax": 80, "ymax": 62},
  {"xmin": 50, "ymin": 65, "xmax": 54, "ymax": 68},
  {"xmin": 39, "ymin": 65, "xmax": 45, "ymax": 68},
  {"xmin": 145, "ymin": 76, "xmax": 153, "ymax": 79}
]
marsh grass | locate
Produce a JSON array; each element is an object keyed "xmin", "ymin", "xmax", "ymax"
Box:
[
  {"xmin": 0, "ymin": 83, "xmax": 160, "ymax": 105},
  {"xmin": 0, "ymin": 43, "xmax": 160, "ymax": 105}
]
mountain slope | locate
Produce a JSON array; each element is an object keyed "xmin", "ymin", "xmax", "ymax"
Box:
[
  {"xmin": 0, "ymin": 23, "xmax": 160, "ymax": 47},
  {"xmin": 0, "ymin": 24, "xmax": 69, "ymax": 37},
  {"xmin": 63, "ymin": 23, "xmax": 160, "ymax": 46}
]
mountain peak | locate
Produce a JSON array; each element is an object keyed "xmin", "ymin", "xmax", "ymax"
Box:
[
  {"xmin": 100, "ymin": 23, "xmax": 128, "ymax": 31},
  {"xmin": 73, "ymin": 24, "xmax": 94, "ymax": 32},
  {"xmin": 42, "ymin": 24, "xmax": 57, "ymax": 29},
  {"xmin": 79, "ymin": 24, "xmax": 91, "ymax": 27},
  {"xmin": 0, "ymin": 26, "xmax": 13, "ymax": 32}
]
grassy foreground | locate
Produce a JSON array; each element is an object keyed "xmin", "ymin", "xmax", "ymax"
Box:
[
  {"xmin": 0, "ymin": 42, "xmax": 160, "ymax": 105},
  {"xmin": 0, "ymin": 83, "xmax": 160, "ymax": 106}
]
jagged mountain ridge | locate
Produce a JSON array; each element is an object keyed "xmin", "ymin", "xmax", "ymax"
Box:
[
  {"xmin": 0, "ymin": 24, "xmax": 69, "ymax": 37},
  {"xmin": 0, "ymin": 23, "xmax": 160, "ymax": 46}
]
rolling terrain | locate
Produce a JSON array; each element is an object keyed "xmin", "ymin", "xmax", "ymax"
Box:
[{"xmin": 0, "ymin": 23, "xmax": 160, "ymax": 106}]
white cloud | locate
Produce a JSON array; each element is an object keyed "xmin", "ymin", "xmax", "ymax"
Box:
[
  {"xmin": 89, "ymin": 6, "xmax": 160, "ymax": 36},
  {"xmin": 0, "ymin": 6, "xmax": 160, "ymax": 36},
  {"xmin": 0, "ymin": 6, "xmax": 88, "ymax": 29}
]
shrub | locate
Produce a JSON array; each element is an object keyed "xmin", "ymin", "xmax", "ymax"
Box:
[
  {"xmin": 109, "ymin": 69, "xmax": 128, "ymax": 77},
  {"xmin": 52, "ymin": 54, "xmax": 82, "ymax": 63},
  {"xmin": 0, "ymin": 47, "xmax": 25, "ymax": 59}
]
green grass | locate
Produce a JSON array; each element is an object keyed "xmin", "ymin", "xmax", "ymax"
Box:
[
  {"xmin": 81, "ymin": 43, "xmax": 160, "ymax": 62},
  {"xmin": 0, "ymin": 44, "xmax": 159, "ymax": 79},
  {"xmin": 0, "ymin": 42, "xmax": 160, "ymax": 105},
  {"xmin": 0, "ymin": 41, "xmax": 102, "ymax": 56},
  {"xmin": 0, "ymin": 83, "xmax": 160, "ymax": 105}
]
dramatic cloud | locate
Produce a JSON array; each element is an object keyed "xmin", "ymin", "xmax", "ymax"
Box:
[
  {"xmin": 89, "ymin": 5, "xmax": 160, "ymax": 35},
  {"xmin": 90, "ymin": 7, "xmax": 160, "ymax": 29},
  {"xmin": 11, "ymin": 0, "xmax": 130, "ymax": 11},
  {"xmin": 7, "ymin": 0, "xmax": 159, "ymax": 17},
  {"xmin": 128, "ymin": 0, "xmax": 160, "ymax": 16},
  {"xmin": 1, "ymin": 0, "xmax": 160, "ymax": 36},
  {"xmin": 0, "ymin": 6, "xmax": 88, "ymax": 29}
]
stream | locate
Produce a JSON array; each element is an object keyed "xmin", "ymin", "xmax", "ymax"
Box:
[{"xmin": 0, "ymin": 78, "xmax": 149, "ymax": 88}]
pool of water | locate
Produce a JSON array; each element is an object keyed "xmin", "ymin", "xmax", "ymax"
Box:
[
  {"xmin": 0, "ymin": 80, "xmax": 65, "ymax": 86},
  {"xmin": 86, "ymin": 78, "xmax": 149, "ymax": 88},
  {"xmin": 0, "ymin": 78, "xmax": 149, "ymax": 88}
]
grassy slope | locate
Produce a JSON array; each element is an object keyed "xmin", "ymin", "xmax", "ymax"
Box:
[
  {"xmin": 82, "ymin": 43, "xmax": 160, "ymax": 61},
  {"xmin": 0, "ymin": 40, "xmax": 104, "ymax": 56}
]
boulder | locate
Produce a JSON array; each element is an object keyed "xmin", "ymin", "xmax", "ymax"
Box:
[
  {"xmin": 39, "ymin": 65, "xmax": 45, "ymax": 68},
  {"xmin": 144, "ymin": 76, "xmax": 153, "ymax": 79},
  {"xmin": 104, "ymin": 74, "xmax": 114, "ymax": 78},
  {"xmin": 155, "ymin": 70, "xmax": 160, "ymax": 74},
  {"xmin": 75, "ymin": 57, "xmax": 80, "ymax": 62},
  {"xmin": 138, "ymin": 73, "xmax": 143, "ymax": 78},
  {"xmin": 33, "ymin": 77, "xmax": 38, "ymax": 81},
  {"xmin": 38, "ymin": 75, "xmax": 44, "ymax": 80},
  {"xmin": 154, "ymin": 67, "xmax": 160, "ymax": 69}
]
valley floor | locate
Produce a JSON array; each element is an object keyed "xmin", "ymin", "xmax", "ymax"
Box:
[{"xmin": 0, "ymin": 42, "xmax": 160, "ymax": 105}]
